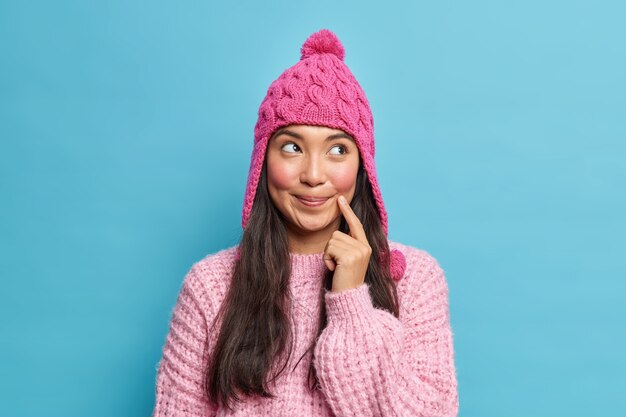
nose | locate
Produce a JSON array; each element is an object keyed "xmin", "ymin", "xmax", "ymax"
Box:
[{"xmin": 299, "ymin": 154, "xmax": 326, "ymax": 187}]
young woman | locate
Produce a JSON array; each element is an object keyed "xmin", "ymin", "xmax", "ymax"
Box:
[{"xmin": 152, "ymin": 29, "xmax": 459, "ymax": 417}]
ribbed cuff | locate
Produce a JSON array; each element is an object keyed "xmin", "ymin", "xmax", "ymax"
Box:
[{"xmin": 325, "ymin": 283, "xmax": 374, "ymax": 323}]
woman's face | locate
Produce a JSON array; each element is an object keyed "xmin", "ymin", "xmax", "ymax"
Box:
[{"xmin": 266, "ymin": 124, "xmax": 360, "ymax": 245}]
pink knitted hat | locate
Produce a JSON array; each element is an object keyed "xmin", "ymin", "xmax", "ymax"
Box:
[{"xmin": 241, "ymin": 29, "xmax": 406, "ymax": 280}]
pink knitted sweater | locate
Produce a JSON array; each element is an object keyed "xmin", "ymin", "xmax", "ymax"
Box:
[{"xmin": 152, "ymin": 240, "xmax": 459, "ymax": 416}]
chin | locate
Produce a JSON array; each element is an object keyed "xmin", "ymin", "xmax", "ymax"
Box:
[
  {"xmin": 293, "ymin": 220, "xmax": 324, "ymax": 232},
  {"xmin": 298, "ymin": 216, "xmax": 339, "ymax": 232}
]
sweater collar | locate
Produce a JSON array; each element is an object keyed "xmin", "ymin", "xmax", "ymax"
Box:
[{"xmin": 289, "ymin": 251, "xmax": 328, "ymax": 279}]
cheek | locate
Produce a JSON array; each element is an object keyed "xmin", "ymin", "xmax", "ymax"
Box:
[
  {"xmin": 267, "ymin": 158, "xmax": 297, "ymax": 191},
  {"xmin": 328, "ymin": 165, "xmax": 358, "ymax": 192}
]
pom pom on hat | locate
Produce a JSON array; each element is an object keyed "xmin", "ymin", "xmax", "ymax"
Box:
[
  {"xmin": 378, "ymin": 248, "xmax": 407, "ymax": 281},
  {"xmin": 389, "ymin": 249, "xmax": 407, "ymax": 281},
  {"xmin": 300, "ymin": 29, "xmax": 345, "ymax": 61}
]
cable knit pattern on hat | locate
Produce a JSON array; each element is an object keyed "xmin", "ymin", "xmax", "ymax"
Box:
[{"xmin": 152, "ymin": 241, "xmax": 459, "ymax": 416}]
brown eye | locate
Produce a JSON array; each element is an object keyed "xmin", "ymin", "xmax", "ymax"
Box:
[
  {"xmin": 281, "ymin": 143, "xmax": 300, "ymax": 153},
  {"xmin": 329, "ymin": 145, "xmax": 347, "ymax": 155}
]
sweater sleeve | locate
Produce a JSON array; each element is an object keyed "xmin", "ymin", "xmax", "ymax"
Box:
[
  {"xmin": 152, "ymin": 263, "xmax": 218, "ymax": 417},
  {"xmin": 313, "ymin": 250, "xmax": 459, "ymax": 417}
]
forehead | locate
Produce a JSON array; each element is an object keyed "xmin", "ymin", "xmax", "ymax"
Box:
[{"xmin": 271, "ymin": 125, "xmax": 355, "ymax": 142}]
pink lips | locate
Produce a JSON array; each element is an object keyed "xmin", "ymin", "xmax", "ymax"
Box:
[{"xmin": 295, "ymin": 195, "xmax": 330, "ymax": 207}]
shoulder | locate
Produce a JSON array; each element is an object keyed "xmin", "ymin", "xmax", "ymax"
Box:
[
  {"xmin": 388, "ymin": 240, "xmax": 446, "ymax": 279},
  {"xmin": 193, "ymin": 244, "xmax": 240, "ymax": 280},
  {"xmin": 181, "ymin": 244, "xmax": 239, "ymax": 318},
  {"xmin": 387, "ymin": 239, "xmax": 450, "ymax": 316}
]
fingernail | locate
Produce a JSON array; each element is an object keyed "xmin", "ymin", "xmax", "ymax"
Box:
[{"xmin": 339, "ymin": 195, "xmax": 346, "ymax": 204}]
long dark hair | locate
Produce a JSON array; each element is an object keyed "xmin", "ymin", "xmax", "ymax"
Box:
[{"xmin": 205, "ymin": 154, "xmax": 399, "ymax": 409}]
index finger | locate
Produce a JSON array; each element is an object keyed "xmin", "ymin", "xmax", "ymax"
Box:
[{"xmin": 338, "ymin": 195, "xmax": 368, "ymax": 243}]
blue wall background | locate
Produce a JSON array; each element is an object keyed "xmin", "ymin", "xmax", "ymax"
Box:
[{"xmin": 1, "ymin": 1, "xmax": 624, "ymax": 416}]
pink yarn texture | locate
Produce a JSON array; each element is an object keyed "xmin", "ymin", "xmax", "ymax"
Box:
[{"xmin": 152, "ymin": 242, "xmax": 459, "ymax": 416}]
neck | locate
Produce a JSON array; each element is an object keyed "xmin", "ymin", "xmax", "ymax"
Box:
[{"xmin": 286, "ymin": 218, "xmax": 340, "ymax": 254}]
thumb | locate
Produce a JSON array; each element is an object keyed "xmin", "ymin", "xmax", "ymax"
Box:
[{"xmin": 323, "ymin": 255, "xmax": 336, "ymax": 271}]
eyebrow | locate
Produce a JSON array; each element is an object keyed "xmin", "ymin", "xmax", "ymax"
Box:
[{"xmin": 272, "ymin": 128, "xmax": 354, "ymax": 142}]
